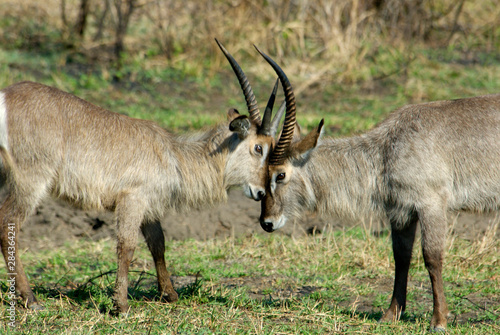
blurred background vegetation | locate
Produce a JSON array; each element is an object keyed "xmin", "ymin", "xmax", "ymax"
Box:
[{"xmin": 1, "ymin": 0, "xmax": 499, "ymax": 135}]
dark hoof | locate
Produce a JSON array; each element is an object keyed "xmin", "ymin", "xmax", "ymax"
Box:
[
  {"xmin": 430, "ymin": 326, "xmax": 447, "ymax": 332},
  {"xmin": 378, "ymin": 310, "xmax": 401, "ymax": 324},
  {"xmin": 110, "ymin": 299, "xmax": 130, "ymax": 317},
  {"xmin": 110, "ymin": 306, "xmax": 130, "ymax": 317},
  {"xmin": 29, "ymin": 303, "xmax": 45, "ymax": 311},
  {"xmin": 162, "ymin": 290, "xmax": 179, "ymax": 303}
]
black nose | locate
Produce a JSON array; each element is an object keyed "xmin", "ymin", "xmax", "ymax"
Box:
[
  {"xmin": 260, "ymin": 220, "xmax": 274, "ymax": 233},
  {"xmin": 256, "ymin": 191, "xmax": 265, "ymax": 201}
]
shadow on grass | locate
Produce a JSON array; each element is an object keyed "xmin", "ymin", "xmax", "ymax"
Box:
[
  {"xmin": 338, "ymin": 307, "xmax": 427, "ymax": 327},
  {"xmin": 26, "ymin": 270, "xmax": 227, "ymax": 313},
  {"xmin": 29, "ymin": 269, "xmax": 159, "ymax": 313},
  {"xmin": 340, "ymin": 309, "xmax": 384, "ymax": 322}
]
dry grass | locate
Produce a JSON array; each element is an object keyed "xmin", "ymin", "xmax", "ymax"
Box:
[{"xmin": 2, "ymin": 0, "xmax": 500, "ymax": 86}]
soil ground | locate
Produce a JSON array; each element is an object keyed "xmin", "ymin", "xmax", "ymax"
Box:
[{"xmin": 10, "ymin": 188, "xmax": 498, "ymax": 250}]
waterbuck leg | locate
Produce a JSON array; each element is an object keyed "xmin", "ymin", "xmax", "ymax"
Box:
[
  {"xmin": 140, "ymin": 221, "xmax": 178, "ymax": 302},
  {"xmin": 112, "ymin": 194, "xmax": 144, "ymax": 315},
  {"xmin": 0, "ymin": 195, "xmax": 42, "ymax": 310},
  {"xmin": 419, "ymin": 208, "xmax": 449, "ymax": 330},
  {"xmin": 380, "ymin": 214, "xmax": 418, "ymax": 323}
]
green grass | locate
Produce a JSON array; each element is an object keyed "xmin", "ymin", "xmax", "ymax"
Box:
[{"xmin": 1, "ymin": 227, "xmax": 498, "ymax": 334}]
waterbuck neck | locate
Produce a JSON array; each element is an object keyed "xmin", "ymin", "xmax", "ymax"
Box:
[
  {"xmin": 303, "ymin": 134, "xmax": 386, "ymax": 220},
  {"xmin": 153, "ymin": 124, "xmax": 234, "ymax": 214}
]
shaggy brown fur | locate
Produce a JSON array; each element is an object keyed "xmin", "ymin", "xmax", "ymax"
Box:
[
  {"xmin": 261, "ymin": 94, "xmax": 500, "ymax": 330},
  {"xmin": 0, "ymin": 81, "xmax": 275, "ymax": 314}
]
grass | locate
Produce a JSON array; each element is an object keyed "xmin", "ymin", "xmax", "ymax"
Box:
[{"xmin": 0, "ymin": 225, "xmax": 498, "ymax": 334}]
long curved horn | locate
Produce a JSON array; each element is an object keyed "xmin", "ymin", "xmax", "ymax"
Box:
[
  {"xmin": 254, "ymin": 45, "xmax": 296, "ymax": 165},
  {"xmin": 258, "ymin": 79, "xmax": 279, "ymax": 136},
  {"xmin": 215, "ymin": 39, "xmax": 261, "ymax": 125}
]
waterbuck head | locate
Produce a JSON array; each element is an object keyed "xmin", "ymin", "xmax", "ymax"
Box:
[
  {"xmin": 255, "ymin": 47, "xmax": 324, "ymax": 232},
  {"xmin": 216, "ymin": 39, "xmax": 287, "ymax": 201}
]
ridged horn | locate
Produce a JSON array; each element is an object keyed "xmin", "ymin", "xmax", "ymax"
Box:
[
  {"xmin": 215, "ymin": 38, "xmax": 261, "ymax": 125},
  {"xmin": 254, "ymin": 45, "xmax": 296, "ymax": 165},
  {"xmin": 258, "ymin": 79, "xmax": 279, "ymax": 136}
]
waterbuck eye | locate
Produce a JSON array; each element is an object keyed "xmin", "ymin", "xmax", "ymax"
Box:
[
  {"xmin": 276, "ymin": 172, "xmax": 286, "ymax": 182},
  {"xmin": 254, "ymin": 144, "xmax": 263, "ymax": 155}
]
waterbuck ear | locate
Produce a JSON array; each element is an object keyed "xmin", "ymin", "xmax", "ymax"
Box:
[
  {"xmin": 227, "ymin": 108, "xmax": 241, "ymax": 121},
  {"xmin": 229, "ymin": 114, "xmax": 251, "ymax": 139},
  {"xmin": 293, "ymin": 122, "xmax": 302, "ymax": 141},
  {"xmin": 290, "ymin": 119, "xmax": 324, "ymax": 159}
]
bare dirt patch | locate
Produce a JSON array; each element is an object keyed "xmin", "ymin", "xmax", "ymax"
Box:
[
  {"xmin": 10, "ymin": 188, "xmax": 498, "ymax": 250},
  {"xmin": 10, "ymin": 188, "xmax": 343, "ymax": 251}
]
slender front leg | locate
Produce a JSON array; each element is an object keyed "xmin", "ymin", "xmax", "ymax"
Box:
[
  {"xmin": 419, "ymin": 209, "xmax": 449, "ymax": 330},
  {"xmin": 141, "ymin": 221, "xmax": 178, "ymax": 302},
  {"xmin": 112, "ymin": 194, "xmax": 144, "ymax": 315},
  {"xmin": 113, "ymin": 239, "xmax": 136, "ymax": 314},
  {"xmin": 380, "ymin": 215, "xmax": 418, "ymax": 323}
]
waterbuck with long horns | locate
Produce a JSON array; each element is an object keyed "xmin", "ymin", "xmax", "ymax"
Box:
[
  {"xmin": 0, "ymin": 40, "xmax": 289, "ymax": 314},
  {"xmin": 255, "ymin": 47, "xmax": 500, "ymax": 330}
]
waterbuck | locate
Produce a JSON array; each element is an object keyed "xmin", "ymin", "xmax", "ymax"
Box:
[
  {"xmin": 0, "ymin": 40, "xmax": 289, "ymax": 314},
  {"xmin": 255, "ymin": 47, "xmax": 500, "ymax": 330}
]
